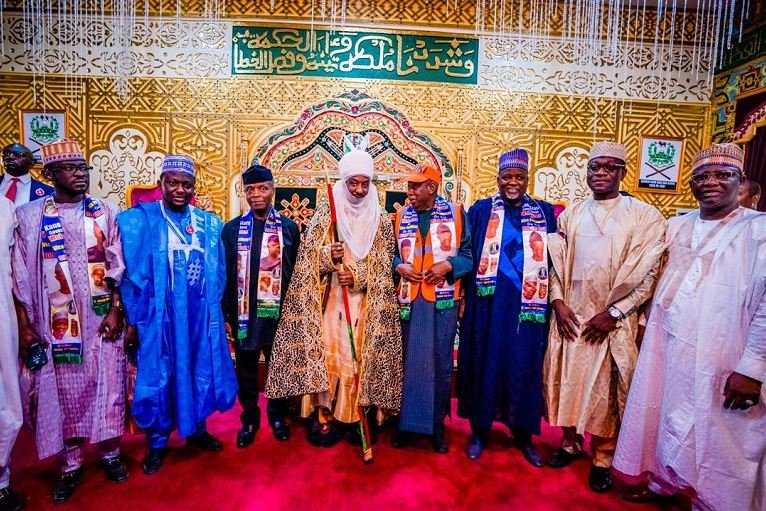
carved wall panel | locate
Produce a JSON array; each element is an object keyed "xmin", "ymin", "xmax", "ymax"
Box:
[
  {"xmin": 1, "ymin": 13, "xmax": 711, "ymax": 103},
  {"xmin": 89, "ymin": 127, "xmax": 166, "ymax": 207},
  {"xmin": 0, "ymin": 73, "xmax": 709, "ymax": 218}
]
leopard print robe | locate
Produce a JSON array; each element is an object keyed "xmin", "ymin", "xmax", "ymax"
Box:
[{"xmin": 265, "ymin": 201, "xmax": 403, "ymax": 413}]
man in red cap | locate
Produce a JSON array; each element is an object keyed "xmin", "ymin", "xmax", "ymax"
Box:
[
  {"xmin": 13, "ymin": 139, "xmax": 128, "ymax": 503},
  {"xmin": 392, "ymin": 164, "xmax": 472, "ymax": 453}
]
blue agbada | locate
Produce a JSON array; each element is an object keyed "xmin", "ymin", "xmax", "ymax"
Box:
[
  {"xmin": 118, "ymin": 202, "xmax": 237, "ymax": 438},
  {"xmin": 457, "ymin": 197, "xmax": 556, "ymax": 435}
]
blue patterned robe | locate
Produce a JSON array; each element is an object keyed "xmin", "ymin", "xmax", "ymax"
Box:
[{"xmin": 118, "ymin": 202, "xmax": 237, "ymax": 438}]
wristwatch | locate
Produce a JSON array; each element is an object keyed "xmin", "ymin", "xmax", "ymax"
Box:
[{"xmin": 607, "ymin": 306, "xmax": 623, "ymax": 320}]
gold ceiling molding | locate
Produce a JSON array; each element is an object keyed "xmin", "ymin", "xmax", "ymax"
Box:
[{"xmin": 1, "ymin": 0, "xmax": 701, "ymax": 43}]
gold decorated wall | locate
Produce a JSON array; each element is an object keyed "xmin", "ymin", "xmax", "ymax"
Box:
[
  {"xmin": 0, "ymin": 73, "xmax": 709, "ymax": 219},
  {"xmin": 1, "ymin": 0, "xmax": 713, "ymax": 218}
]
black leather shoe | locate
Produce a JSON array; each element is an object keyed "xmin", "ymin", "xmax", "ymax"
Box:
[
  {"xmin": 100, "ymin": 455, "xmax": 128, "ymax": 483},
  {"xmin": 52, "ymin": 468, "xmax": 83, "ymax": 504},
  {"xmin": 270, "ymin": 420, "xmax": 290, "ymax": 442},
  {"xmin": 588, "ymin": 465, "xmax": 613, "ymax": 493},
  {"xmin": 142, "ymin": 448, "xmax": 167, "ymax": 475},
  {"xmin": 465, "ymin": 435, "xmax": 484, "ymax": 460},
  {"xmin": 431, "ymin": 424, "xmax": 449, "ymax": 454},
  {"xmin": 0, "ymin": 487, "xmax": 24, "ymax": 511},
  {"xmin": 622, "ymin": 484, "xmax": 670, "ymax": 503},
  {"xmin": 237, "ymin": 424, "xmax": 256, "ymax": 448},
  {"xmin": 518, "ymin": 442, "xmax": 545, "ymax": 468},
  {"xmin": 307, "ymin": 418, "xmax": 343, "ymax": 447},
  {"xmin": 186, "ymin": 432, "xmax": 223, "ymax": 452},
  {"xmin": 547, "ymin": 447, "xmax": 583, "ymax": 469},
  {"xmin": 390, "ymin": 429, "xmax": 410, "ymax": 448}
]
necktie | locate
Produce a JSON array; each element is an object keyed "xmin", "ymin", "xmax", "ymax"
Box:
[{"xmin": 5, "ymin": 177, "xmax": 19, "ymax": 202}]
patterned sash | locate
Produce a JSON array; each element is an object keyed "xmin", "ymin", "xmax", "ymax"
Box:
[
  {"xmin": 397, "ymin": 196, "xmax": 457, "ymax": 320},
  {"xmin": 475, "ymin": 194, "xmax": 505, "ymax": 296},
  {"xmin": 519, "ymin": 195, "xmax": 549, "ymax": 323},
  {"xmin": 40, "ymin": 195, "xmax": 110, "ymax": 364},
  {"xmin": 236, "ymin": 207, "xmax": 283, "ymax": 340}
]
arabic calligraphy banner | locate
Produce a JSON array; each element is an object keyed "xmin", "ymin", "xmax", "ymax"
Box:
[{"xmin": 232, "ymin": 26, "xmax": 479, "ymax": 84}]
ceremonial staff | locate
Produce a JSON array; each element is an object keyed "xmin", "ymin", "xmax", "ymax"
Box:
[{"xmin": 325, "ymin": 176, "xmax": 374, "ymax": 464}]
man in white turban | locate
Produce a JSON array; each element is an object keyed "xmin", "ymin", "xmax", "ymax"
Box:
[{"xmin": 266, "ymin": 134, "xmax": 403, "ymax": 448}]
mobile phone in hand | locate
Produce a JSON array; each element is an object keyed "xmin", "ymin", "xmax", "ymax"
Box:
[{"xmin": 25, "ymin": 343, "xmax": 48, "ymax": 371}]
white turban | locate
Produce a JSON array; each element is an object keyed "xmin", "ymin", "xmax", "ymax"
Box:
[
  {"xmin": 333, "ymin": 134, "xmax": 380, "ymax": 261},
  {"xmin": 338, "ymin": 149, "xmax": 374, "ymax": 181}
]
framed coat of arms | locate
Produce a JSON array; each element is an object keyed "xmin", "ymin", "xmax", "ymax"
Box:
[
  {"xmin": 636, "ymin": 135, "xmax": 685, "ymax": 193},
  {"xmin": 19, "ymin": 110, "xmax": 69, "ymax": 162}
]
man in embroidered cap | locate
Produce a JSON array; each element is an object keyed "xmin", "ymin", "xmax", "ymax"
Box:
[
  {"xmin": 457, "ymin": 148, "xmax": 556, "ymax": 464},
  {"xmin": 1, "ymin": 143, "xmax": 53, "ymax": 205},
  {"xmin": 614, "ymin": 143, "xmax": 766, "ymax": 511},
  {"xmin": 543, "ymin": 140, "xmax": 666, "ymax": 493},
  {"xmin": 118, "ymin": 154, "xmax": 237, "ymax": 475},
  {"xmin": 738, "ymin": 178, "xmax": 761, "ymax": 210},
  {"xmin": 266, "ymin": 135, "xmax": 402, "ymax": 449},
  {"xmin": 391, "ymin": 163, "xmax": 472, "ymax": 454},
  {"xmin": 12, "ymin": 139, "xmax": 128, "ymax": 503},
  {"xmin": 221, "ymin": 163, "xmax": 300, "ymax": 447}
]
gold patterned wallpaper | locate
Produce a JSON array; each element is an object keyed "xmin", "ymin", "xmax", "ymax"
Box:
[{"xmin": 0, "ymin": 73, "xmax": 709, "ymax": 219}]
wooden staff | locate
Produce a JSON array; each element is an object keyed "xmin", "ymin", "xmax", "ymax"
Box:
[{"xmin": 326, "ymin": 179, "xmax": 374, "ymax": 464}]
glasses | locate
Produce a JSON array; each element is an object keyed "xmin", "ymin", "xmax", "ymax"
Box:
[
  {"xmin": 690, "ymin": 170, "xmax": 741, "ymax": 184},
  {"xmin": 587, "ymin": 163, "xmax": 625, "ymax": 174},
  {"xmin": 50, "ymin": 164, "xmax": 92, "ymax": 175}
]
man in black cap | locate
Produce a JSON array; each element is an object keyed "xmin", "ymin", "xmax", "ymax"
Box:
[{"xmin": 221, "ymin": 164, "xmax": 300, "ymax": 447}]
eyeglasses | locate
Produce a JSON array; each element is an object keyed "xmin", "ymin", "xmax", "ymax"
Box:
[
  {"xmin": 50, "ymin": 164, "xmax": 92, "ymax": 175},
  {"xmin": 587, "ymin": 163, "xmax": 625, "ymax": 174},
  {"xmin": 690, "ymin": 170, "xmax": 741, "ymax": 184}
]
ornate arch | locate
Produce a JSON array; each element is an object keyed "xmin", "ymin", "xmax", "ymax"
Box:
[
  {"xmin": 229, "ymin": 90, "xmax": 455, "ymax": 223},
  {"xmin": 733, "ymin": 99, "xmax": 766, "ymax": 144}
]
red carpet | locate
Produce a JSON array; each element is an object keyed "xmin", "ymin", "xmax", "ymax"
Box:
[{"xmin": 9, "ymin": 398, "xmax": 689, "ymax": 510}]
